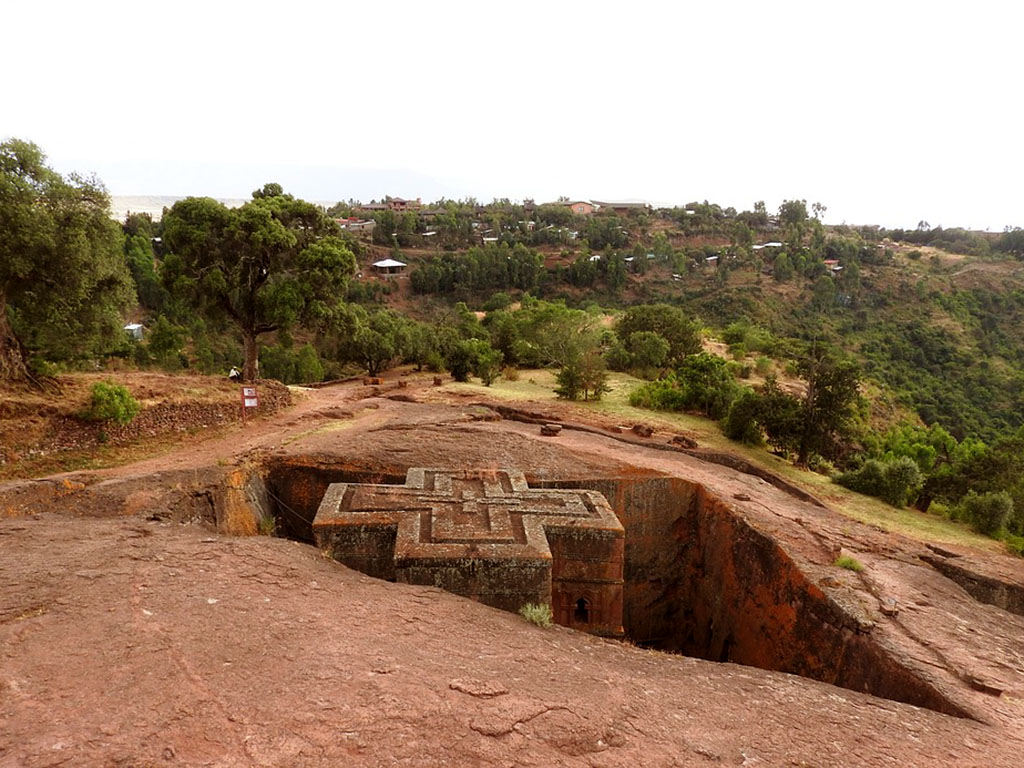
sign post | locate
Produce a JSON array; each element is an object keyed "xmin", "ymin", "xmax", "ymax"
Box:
[{"xmin": 241, "ymin": 385, "xmax": 258, "ymax": 424}]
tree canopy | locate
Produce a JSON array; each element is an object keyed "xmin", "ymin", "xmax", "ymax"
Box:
[
  {"xmin": 161, "ymin": 186, "xmax": 356, "ymax": 381},
  {"xmin": 615, "ymin": 304, "xmax": 701, "ymax": 365},
  {"xmin": 0, "ymin": 139, "xmax": 133, "ymax": 383}
]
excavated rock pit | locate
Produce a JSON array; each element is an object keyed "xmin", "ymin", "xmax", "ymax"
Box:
[{"xmin": 262, "ymin": 454, "xmax": 971, "ymax": 718}]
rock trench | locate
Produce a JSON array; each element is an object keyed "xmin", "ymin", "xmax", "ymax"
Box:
[{"xmin": 260, "ymin": 455, "xmax": 973, "ymax": 718}]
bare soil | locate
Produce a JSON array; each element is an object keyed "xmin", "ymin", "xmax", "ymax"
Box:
[{"xmin": 0, "ymin": 372, "xmax": 291, "ymax": 480}]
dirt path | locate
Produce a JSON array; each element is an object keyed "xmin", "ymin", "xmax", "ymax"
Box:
[{"xmin": 85, "ymin": 379, "xmax": 405, "ymax": 479}]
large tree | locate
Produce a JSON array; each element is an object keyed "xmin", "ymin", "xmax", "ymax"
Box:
[
  {"xmin": 0, "ymin": 139, "xmax": 134, "ymax": 384},
  {"xmin": 752, "ymin": 351, "xmax": 862, "ymax": 466},
  {"xmin": 161, "ymin": 185, "xmax": 356, "ymax": 381},
  {"xmin": 793, "ymin": 350, "xmax": 862, "ymax": 465},
  {"xmin": 615, "ymin": 304, "xmax": 701, "ymax": 364}
]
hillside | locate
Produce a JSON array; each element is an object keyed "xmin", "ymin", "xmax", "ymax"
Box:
[{"xmin": 373, "ymin": 232, "xmax": 1022, "ymax": 431}]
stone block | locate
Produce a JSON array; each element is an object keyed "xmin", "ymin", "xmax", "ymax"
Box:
[{"xmin": 313, "ymin": 468, "xmax": 624, "ymax": 636}]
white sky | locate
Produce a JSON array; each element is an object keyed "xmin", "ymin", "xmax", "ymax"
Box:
[{"xmin": 3, "ymin": 0, "xmax": 1021, "ymax": 229}]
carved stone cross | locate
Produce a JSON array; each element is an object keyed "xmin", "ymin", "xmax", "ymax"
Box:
[{"xmin": 313, "ymin": 468, "xmax": 624, "ymax": 636}]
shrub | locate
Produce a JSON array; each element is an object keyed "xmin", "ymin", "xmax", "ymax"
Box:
[
  {"xmin": 294, "ymin": 344, "xmax": 324, "ymax": 384},
  {"xmin": 84, "ymin": 381, "xmax": 141, "ymax": 425},
  {"xmin": 674, "ymin": 352, "xmax": 743, "ymax": 419},
  {"xmin": 629, "ymin": 377, "xmax": 687, "ymax": 410},
  {"xmin": 958, "ymin": 491, "xmax": 1013, "ymax": 536},
  {"xmin": 879, "ymin": 456, "xmax": 923, "ymax": 507},
  {"xmin": 258, "ymin": 513, "xmax": 277, "ymax": 536},
  {"xmin": 755, "ymin": 356, "xmax": 772, "ymax": 375},
  {"xmin": 555, "ymin": 363, "xmax": 584, "ymax": 400},
  {"xmin": 834, "ymin": 555, "xmax": 865, "ymax": 572},
  {"xmin": 627, "ymin": 331, "xmax": 670, "ymax": 371},
  {"xmin": 447, "ymin": 340, "xmax": 479, "ymax": 382},
  {"xmin": 721, "ymin": 322, "xmax": 748, "ymax": 345},
  {"xmin": 604, "ymin": 341, "xmax": 633, "ymax": 372},
  {"xmin": 837, "ymin": 456, "xmax": 922, "ymax": 508},
  {"xmin": 722, "ymin": 389, "xmax": 763, "ymax": 445},
  {"xmin": 727, "ymin": 361, "xmax": 752, "ymax": 379},
  {"xmin": 836, "ymin": 459, "xmax": 887, "ymax": 498},
  {"xmin": 483, "ymin": 291, "xmax": 513, "ymax": 312},
  {"xmin": 518, "ymin": 603, "xmax": 553, "ymax": 628},
  {"xmin": 473, "ymin": 345, "xmax": 504, "ymax": 386},
  {"xmin": 424, "ymin": 351, "xmax": 446, "ymax": 373}
]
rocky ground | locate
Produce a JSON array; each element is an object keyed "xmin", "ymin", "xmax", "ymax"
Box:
[{"xmin": 2, "ymin": 373, "xmax": 1023, "ymax": 766}]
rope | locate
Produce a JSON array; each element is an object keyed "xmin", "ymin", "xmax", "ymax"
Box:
[{"xmin": 263, "ymin": 485, "xmax": 317, "ymax": 528}]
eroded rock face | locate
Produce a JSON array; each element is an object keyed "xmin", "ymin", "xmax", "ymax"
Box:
[{"xmin": 539, "ymin": 475, "xmax": 972, "ymax": 716}]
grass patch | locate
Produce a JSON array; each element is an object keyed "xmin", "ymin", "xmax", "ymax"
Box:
[
  {"xmin": 518, "ymin": 602, "xmax": 553, "ymax": 628},
  {"xmin": 258, "ymin": 513, "xmax": 277, "ymax": 536},
  {"xmin": 834, "ymin": 555, "xmax": 865, "ymax": 572}
]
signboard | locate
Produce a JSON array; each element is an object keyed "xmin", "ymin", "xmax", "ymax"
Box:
[
  {"xmin": 240, "ymin": 385, "xmax": 258, "ymax": 424},
  {"xmin": 242, "ymin": 386, "xmax": 259, "ymax": 408}
]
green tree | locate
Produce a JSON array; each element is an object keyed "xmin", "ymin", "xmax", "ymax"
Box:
[
  {"xmin": 162, "ymin": 186, "xmax": 356, "ymax": 381},
  {"xmin": 147, "ymin": 314, "xmax": 185, "ymax": 369},
  {"xmin": 615, "ymin": 304, "xmax": 701, "ymax": 364},
  {"xmin": 778, "ymin": 199, "xmax": 808, "ymax": 227},
  {"xmin": 794, "ymin": 351, "xmax": 862, "ymax": 465},
  {"xmin": 294, "ymin": 343, "xmax": 324, "ymax": 383},
  {"xmin": 758, "ymin": 376, "xmax": 805, "ymax": 457},
  {"xmin": 606, "ymin": 254, "xmax": 627, "ymax": 293},
  {"xmin": 556, "ymin": 349, "xmax": 609, "ymax": 401},
  {"xmin": 629, "ymin": 352, "xmax": 743, "ymax": 419},
  {"xmin": 448, "ymin": 338, "xmax": 498, "ymax": 383},
  {"xmin": 472, "ymin": 341, "xmax": 503, "ymax": 386},
  {"xmin": 124, "ymin": 233, "xmax": 166, "ymax": 312},
  {"xmin": 346, "ymin": 309, "xmax": 410, "ymax": 376},
  {"xmin": 811, "ymin": 275, "xmax": 836, "ymax": 310},
  {"xmin": 958, "ymin": 491, "xmax": 1013, "ymax": 536},
  {"xmin": 838, "ymin": 457, "xmax": 922, "ymax": 507},
  {"xmin": 722, "ymin": 389, "xmax": 764, "ymax": 444},
  {"xmin": 627, "ymin": 331, "xmax": 670, "ymax": 372},
  {"xmin": 674, "ymin": 352, "xmax": 741, "ymax": 419},
  {"xmin": 516, "ymin": 300, "xmax": 600, "ymax": 367},
  {"xmin": 772, "ymin": 252, "xmax": 794, "ymax": 282},
  {"xmin": 0, "ymin": 139, "xmax": 134, "ymax": 383}
]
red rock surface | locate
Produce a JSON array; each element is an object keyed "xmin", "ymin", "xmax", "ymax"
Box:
[
  {"xmin": 2, "ymin": 376, "xmax": 1023, "ymax": 766},
  {"xmin": 1, "ymin": 515, "xmax": 1019, "ymax": 767}
]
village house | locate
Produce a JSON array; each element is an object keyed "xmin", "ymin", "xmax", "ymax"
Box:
[
  {"xmin": 386, "ymin": 196, "xmax": 421, "ymax": 212},
  {"xmin": 356, "ymin": 197, "xmax": 423, "ymax": 213},
  {"xmin": 591, "ymin": 200, "xmax": 652, "ymax": 215},
  {"xmin": 335, "ymin": 218, "xmax": 376, "ymax": 238},
  {"xmin": 564, "ymin": 201, "xmax": 595, "ymax": 216}
]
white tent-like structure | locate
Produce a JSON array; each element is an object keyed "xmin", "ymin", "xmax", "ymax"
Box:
[{"xmin": 372, "ymin": 258, "xmax": 407, "ymax": 275}]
